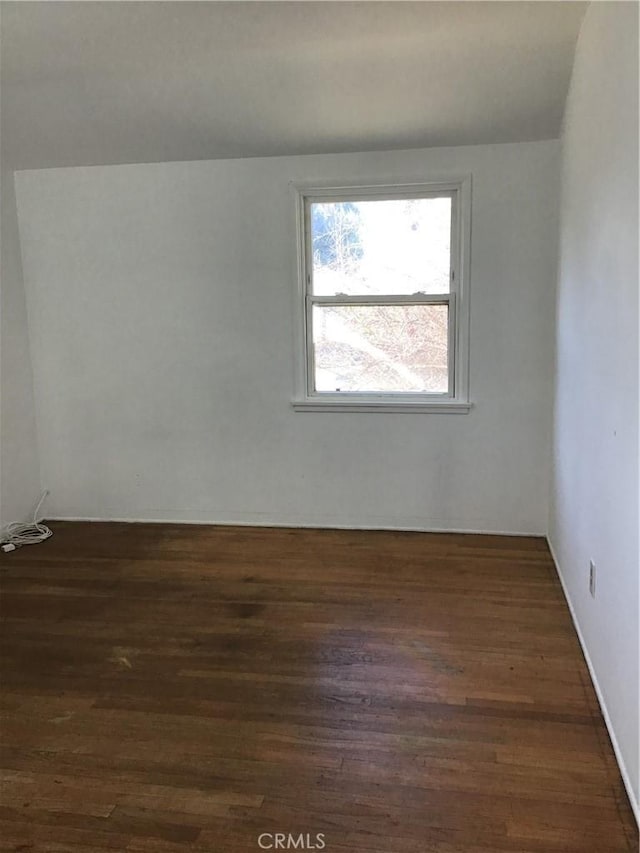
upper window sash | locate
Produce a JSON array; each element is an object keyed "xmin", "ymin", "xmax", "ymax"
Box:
[{"xmin": 305, "ymin": 189, "xmax": 456, "ymax": 299}]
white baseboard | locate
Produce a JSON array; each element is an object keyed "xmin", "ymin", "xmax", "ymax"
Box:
[
  {"xmin": 46, "ymin": 512, "xmax": 543, "ymax": 538},
  {"xmin": 547, "ymin": 537, "xmax": 639, "ymax": 827}
]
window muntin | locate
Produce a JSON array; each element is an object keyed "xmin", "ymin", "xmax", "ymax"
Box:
[{"xmin": 294, "ymin": 181, "xmax": 470, "ymax": 411}]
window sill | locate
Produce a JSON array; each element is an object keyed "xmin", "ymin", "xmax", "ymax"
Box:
[{"xmin": 291, "ymin": 399, "xmax": 473, "ymax": 414}]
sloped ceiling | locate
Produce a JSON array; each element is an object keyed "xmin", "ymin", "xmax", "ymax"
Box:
[{"xmin": 0, "ymin": 1, "xmax": 586, "ymax": 169}]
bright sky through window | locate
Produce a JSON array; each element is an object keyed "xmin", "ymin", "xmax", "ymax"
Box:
[{"xmin": 311, "ymin": 197, "xmax": 451, "ymax": 296}]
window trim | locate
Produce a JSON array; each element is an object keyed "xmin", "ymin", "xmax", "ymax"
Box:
[{"xmin": 291, "ymin": 177, "xmax": 472, "ymax": 413}]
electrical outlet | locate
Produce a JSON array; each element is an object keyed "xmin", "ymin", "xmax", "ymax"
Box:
[{"xmin": 589, "ymin": 561, "xmax": 596, "ymax": 598}]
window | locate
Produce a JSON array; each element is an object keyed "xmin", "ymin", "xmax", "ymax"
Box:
[{"xmin": 292, "ymin": 179, "xmax": 472, "ymax": 412}]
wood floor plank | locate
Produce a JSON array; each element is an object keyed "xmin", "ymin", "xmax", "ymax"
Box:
[{"xmin": 1, "ymin": 522, "xmax": 637, "ymax": 852}]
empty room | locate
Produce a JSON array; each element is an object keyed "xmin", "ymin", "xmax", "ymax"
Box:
[{"xmin": 0, "ymin": 1, "xmax": 638, "ymax": 851}]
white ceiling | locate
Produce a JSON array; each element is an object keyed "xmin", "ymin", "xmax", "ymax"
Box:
[{"xmin": 0, "ymin": 1, "xmax": 586, "ymax": 170}]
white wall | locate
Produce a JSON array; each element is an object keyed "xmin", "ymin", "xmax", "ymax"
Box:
[
  {"xmin": 15, "ymin": 140, "xmax": 559, "ymax": 534},
  {"xmin": 0, "ymin": 167, "xmax": 41, "ymax": 528},
  {"xmin": 549, "ymin": 2, "xmax": 639, "ymax": 817}
]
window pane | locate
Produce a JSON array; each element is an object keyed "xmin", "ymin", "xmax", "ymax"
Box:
[
  {"xmin": 310, "ymin": 197, "xmax": 451, "ymax": 296},
  {"xmin": 312, "ymin": 304, "xmax": 449, "ymax": 394}
]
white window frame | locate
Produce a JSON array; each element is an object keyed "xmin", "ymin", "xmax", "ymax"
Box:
[{"xmin": 291, "ymin": 177, "xmax": 472, "ymax": 413}]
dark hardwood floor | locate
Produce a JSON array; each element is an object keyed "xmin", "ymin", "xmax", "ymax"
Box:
[{"xmin": 0, "ymin": 522, "xmax": 637, "ymax": 852}]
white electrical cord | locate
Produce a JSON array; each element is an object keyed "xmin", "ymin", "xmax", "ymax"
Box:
[{"xmin": 1, "ymin": 490, "xmax": 52, "ymax": 551}]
